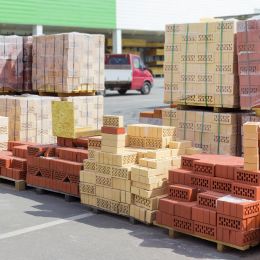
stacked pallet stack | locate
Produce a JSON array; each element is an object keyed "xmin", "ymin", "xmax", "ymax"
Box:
[
  {"xmin": 26, "ymin": 138, "xmax": 89, "ymax": 197},
  {"xmin": 164, "ymin": 20, "xmax": 238, "ymax": 108},
  {"xmin": 0, "ymin": 36, "xmax": 24, "ymax": 92},
  {"xmin": 0, "ymin": 95, "xmax": 58, "ymax": 144},
  {"xmin": 156, "ymin": 148, "xmax": 260, "ymax": 249},
  {"xmin": 162, "ymin": 108, "xmax": 241, "ymax": 155},
  {"xmin": 237, "ymin": 19, "xmax": 260, "ymax": 109},
  {"xmin": 80, "ymin": 115, "xmax": 135, "ymax": 216},
  {"xmin": 32, "ymin": 33, "xmax": 105, "ymax": 94}
]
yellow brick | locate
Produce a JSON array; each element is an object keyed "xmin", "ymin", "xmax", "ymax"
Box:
[
  {"xmin": 171, "ymin": 148, "xmax": 186, "ymax": 156},
  {"xmin": 112, "ymin": 189, "xmax": 121, "ymax": 202},
  {"xmin": 169, "ymin": 140, "xmax": 192, "ymax": 149},
  {"xmin": 96, "ymin": 186, "xmax": 104, "ymax": 197},
  {"xmin": 126, "ymin": 192, "xmax": 132, "ymax": 204}
]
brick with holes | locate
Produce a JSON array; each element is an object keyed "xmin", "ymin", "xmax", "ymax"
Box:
[
  {"xmin": 235, "ymin": 168, "xmax": 260, "ymax": 186},
  {"xmin": 169, "ymin": 184, "xmax": 197, "ymax": 202},
  {"xmin": 194, "ymin": 221, "xmax": 217, "ymax": 240},
  {"xmin": 189, "ymin": 173, "xmax": 211, "ymax": 190},
  {"xmin": 232, "ymin": 182, "xmax": 260, "ymax": 201},
  {"xmin": 173, "ymin": 216, "xmax": 194, "ymax": 234},
  {"xmin": 197, "ymin": 191, "xmax": 225, "ymax": 211},
  {"xmin": 211, "ymin": 177, "xmax": 233, "ymax": 194}
]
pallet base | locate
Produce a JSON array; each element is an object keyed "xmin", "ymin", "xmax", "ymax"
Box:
[
  {"xmin": 0, "ymin": 176, "xmax": 25, "ymax": 191},
  {"xmin": 27, "ymin": 184, "xmax": 79, "ymax": 201},
  {"xmin": 174, "ymin": 104, "xmax": 243, "ymax": 113},
  {"xmin": 153, "ymin": 222, "xmax": 258, "ymax": 252},
  {"xmin": 38, "ymin": 90, "xmax": 97, "ymax": 97}
]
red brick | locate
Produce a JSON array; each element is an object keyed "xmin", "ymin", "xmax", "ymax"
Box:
[
  {"xmin": 198, "ymin": 191, "xmax": 225, "ymax": 210},
  {"xmin": 194, "ymin": 221, "xmax": 217, "ymax": 240},
  {"xmin": 158, "ymin": 197, "xmax": 176, "ymax": 215},
  {"xmin": 209, "ymin": 210, "xmax": 217, "ymax": 226},
  {"xmin": 190, "ymin": 173, "xmax": 211, "ymax": 190},
  {"xmin": 217, "ymin": 214, "xmax": 251, "ymax": 231},
  {"xmin": 217, "ymin": 227, "xmax": 223, "ymax": 241},
  {"xmin": 161, "ymin": 212, "xmax": 174, "ymax": 228},
  {"xmin": 235, "ymin": 168, "xmax": 260, "ymax": 186},
  {"xmin": 156, "ymin": 211, "xmax": 162, "ymax": 225},
  {"xmin": 173, "ymin": 216, "xmax": 194, "ymax": 234},
  {"xmin": 101, "ymin": 126, "xmax": 126, "ymax": 135},
  {"xmin": 175, "ymin": 201, "xmax": 196, "ymax": 219},
  {"xmin": 211, "ymin": 177, "xmax": 232, "ymax": 194},
  {"xmin": 169, "ymin": 184, "xmax": 197, "ymax": 202},
  {"xmin": 235, "ymin": 229, "xmax": 260, "ymax": 247},
  {"xmin": 192, "ymin": 206, "xmax": 204, "ymax": 222},
  {"xmin": 168, "ymin": 168, "xmax": 192, "ymax": 185},
  {"xmin": 193, "ymin": 161, "xmax": 215, "ymax": 177},
  {"xmin": 232, "ymin": 182, "xmax": 260, "ymax": 201}
]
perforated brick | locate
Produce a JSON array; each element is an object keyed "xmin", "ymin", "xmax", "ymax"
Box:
[
  {"xmin": 79, "ymin": 183, "xmax": 96, "ymax": 195},
  {"xmin": 95, "ymin": 175, "xmax": 112, "ymax": 187},
  {"xmin": 217, "ymin": 214, "xmax": 249, "ymax": 231},
  {"xmin": 232, "ymin": 182, "xmax": 260, "ymax": 200},
  {"xmin": 128, "ymin": 136, "xmax": 145, "ymax": 148},
  {"xmin": 193, "ymin": 161, "xmax": 215, "ymax": 176},
  {"xmin": 173, "ymin": 216, "xmax": 194, "ymax": 234},
  {"xmin": 194, "ymin": 221, "xmax": 217, "ymax": 240},
  {"xmin": 111, "ymin": 166, "xmax": 130, "ymax": 179},
  {"xmin": 83, "ymin": 160, "xmax": 96, "ymax": 171},
  {"xmin": 190, "ymin": 173, "xmax": 211, "ymax": 190},
  {"xmin": 235, "ymin": 168, "xmax": 260, "ymax": 186},
  {"xmin": 198, "ymin": 191, "xmax": 224, "ymax": 210},
  {"xmin": 96, "ymin": 164, "xmax": 112, "ymax": 176},
  {"xmin": 211, "ymin": 178, "xmax": 232, "ymax": 194},
  {"xmin": 118, "ymin": 203, "xmax": 130, "ymax": 216},
  {"xmin": 169, "ymin": 184, "xmax": 197, "ymax": 202}
]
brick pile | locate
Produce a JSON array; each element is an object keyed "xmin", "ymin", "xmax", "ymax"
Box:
[
  {"xmin": 0, "ymin": 141, "xmax": 33, "ymax": 181},
  {"xmin": 156, "ymin": 153, "xmax": 260, "ymax": 247},
  {"xmin": 139, "ymin": 108, "xmax": 163, "ymax": 125},
  {"xmin": 26, "ymin": 137, "xmax": 89, "ymax": 196}
]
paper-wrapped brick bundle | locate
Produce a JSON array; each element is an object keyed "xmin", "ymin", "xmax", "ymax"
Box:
[
  {"xmin": 0, "ymin": 95, "xmax": 59, "ymax": 144},
  {"xmin": 32, "ymin": 33, "xmax": 104, "ymax": 93},
  {"xmin": 0, "ymin": 35, "xmax": 23, "ymax": 92},
  {"xmin": 23, "ymin": 36, "xmax": 33, "ymax": 92},
  {"xmin": 237, "ymin": 19, "xmax": 260, "ymax": 109},
  {"xmin": 162, "ymin": 108, "xmax": 242, "ymax": 155},
  {"xmin": 164, "ymin": 21, "xmax": 239, "ymax": 108}
]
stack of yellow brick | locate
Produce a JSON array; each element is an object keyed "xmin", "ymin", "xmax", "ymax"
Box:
[
  {"xmin": 164, "ymin": 20, "xmax": 238, "ymax": 108},
  {"xmin": 80, "ymin": 115, "xmax": 137, "ymax": 216},
  {"xmin": 162, "ymin": 108, "xmax": 241, "ymax": 156}
]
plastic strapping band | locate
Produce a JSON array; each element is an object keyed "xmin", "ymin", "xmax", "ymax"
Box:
[
  {"xmin": 170, "ymin": 25, "xmax": 176, "ymax": 126},
  {"xmin": 217, "ymin": 113, "xmax": 221, "ymax": 154},
  {"xmin": 26, "ymin": 100, "xmax": 28, "ymax": 141},
  {"xmin": 53, "ymin": 36, "xmax": 56, "ymax": 93},
  {"xmin": 184, "ymin": 111, "xmax": 187, "ymax": 140},
  {"xmin": 44, "ymin": 37, "xmax": 46, "ymax": 92},
  {"xmin": 200, "ymin": 111, "xmax": 204, "ymax": 149},
  {"xmin": 16, "ymin": 37, "xmax": 18, "ymax": 92},
  {"xmin": 184, "ymin": 24, "xmax": 189, "ymax": 105},
  {"xmin": 219, "ymin": 21, "xmax": 224, "ymax": 107},
  {"xmin": 62, "ymin": 34, "xmax": 65, "ymax": 93},
  {"xmin": 204, "ymin": 23, "xmax": 209, "ymax": 106},
  {"xmin": 245, "ymin": 21, "xmax": 252, "ymax": 108},
  {"xmin": 3, "ymin": 36, "xmax": 5, "ymax": 92},
  {"xmin": 72, "ymin": 33, "xmax": 75, "ymax": 92}
]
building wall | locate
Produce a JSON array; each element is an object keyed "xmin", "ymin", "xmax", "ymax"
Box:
[
  {"xmin": 116, "ymin": 0, "xmax": 260, "ymax": 31},
  {"xmin": 0, "ymin": 0, "xmax": 116, "ymax": 29}
]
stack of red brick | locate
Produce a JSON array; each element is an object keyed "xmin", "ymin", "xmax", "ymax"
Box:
[
  {"xmin": 0, "ymin": 141, "xmax": 32, "ymax": 180},
  {"xmin": 237, "ymin": 19, "xmax": 260, "ymax": 109},
  {"xmin": 156, "ymin": 154, "xmax": 260, "ymax": 248},
  {"xmin": 26, "ymin": 137, "xmax": 90, "ymax": 197}
]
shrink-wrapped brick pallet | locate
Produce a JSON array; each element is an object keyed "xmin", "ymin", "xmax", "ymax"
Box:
[
  {"xmin": 23, "ymin": 36, "xmax": 33, "ymax": 92},
  {"xmin": 164, "ymin": 21, "xmax": 239, "ymax": 108},
  {"xmin": 237, "ymin": 19, "xmax": 260, "ymax": 109},
  {"xmin": 0, "ymin": 95, "xmax": 58, "ymax": 144},
  {"xmin": 32, "ymin": 33, "xmax": 104, "ymax": 93},
  {"xmin": 0, "ymin": 35, "xmax": 24, "ymax": 92},
  {"xmin": 162, "ymin": 108, "xmax": 242, "ymax": 155}
]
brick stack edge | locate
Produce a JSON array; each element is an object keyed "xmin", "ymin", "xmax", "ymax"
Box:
[{"xmin": 156, "ymin": 153, "xmax": 260, "ymax": 247}]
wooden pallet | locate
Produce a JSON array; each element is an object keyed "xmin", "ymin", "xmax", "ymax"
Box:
[
  {"xmin": 27, "ymin": 184, "xmax": 79, "ymax": 202},
  {"xmin": 153, "ymin": 222, "xmax": 259, "ymax": 252},
  {"xmin": 172, "ymin": 104, "xmax": 243, "ymax": 113},
  {"xmin": 0, "ymin": 176, "xmax": 25, "ymax": 191},
  {"xmin": 38, "ymin": 90, "xmax": 96, "ymax": 97}
]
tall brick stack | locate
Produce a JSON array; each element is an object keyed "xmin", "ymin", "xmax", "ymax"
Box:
[
  {"xmin": 156, "ymin": 153, "xmax": 260, "ymax": 248},
  {"xmin": 164, "ymin": 20, "xmax": 238, "ymax": 108},
  {"xmin": 161, "ymin": 108, "xmax": 241, "ymax": 155},
  {"xmin": 32, "ymin": 33, "xmax": 104, "ymax": 93},
  {"xmin": 237, "ymin": 19, "xmax": 260, "ymax": 109},
  {"xmin": 23, "ymin": 36, "xmax": 33, "ymax": 92},
  {"xmin": 0, "ymin": 116, "xmax": 8, "ymax": 151},
  {"xmin": 0, "ymin": 36, "xmax": 24, "ymax": 92},
  {"xmin": 80, "ymin": 115, "xmax": 135, "ymax": 216}
]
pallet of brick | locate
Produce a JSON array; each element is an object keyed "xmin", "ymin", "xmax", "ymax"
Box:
[
  {"xmin": 26, "ymin": 143, "xmax": 87, "ymax": 197},
  {"xmin": 156, "ymin": 153, "xmax": 260, "ymax": 251},
  {"xmin": 23, "ymin": 36, "xmax": 33, "ymax": 92},
  {"xmin": 32, "ymin": 33, "xmax": 104, "ymax": 94},
  {"xmin": 162, "ymin": 107, "xmax": 242, "ymax": 155},
  {"xmin": 0, "ymin": 35, "xmax": 24, "ymax": 92},
  {"xmin": 0, "ymin": 95, "xmax": 58, "ymax": 144},
  {"xmin": 52, "ymin": 96, "xmax": 103, "ymax": 138},
  {"xmin": 164, "ymin": 20, "xmax": 239, "ymax": 108},
  {"xmin": 80, "ymin": 115, "xmax": 134, "ymax": 216},
  {"xmin": 237, "ymin": 19, "xmax": 260, "ymax": 109}
]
